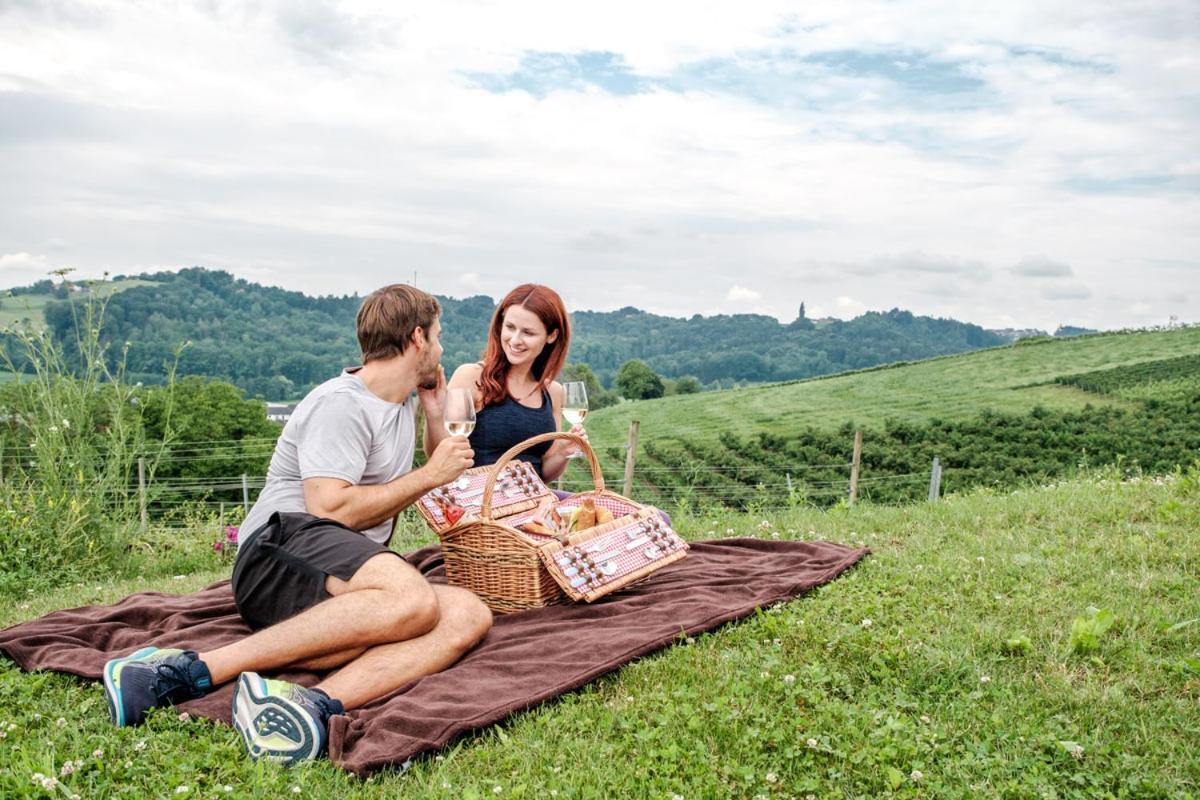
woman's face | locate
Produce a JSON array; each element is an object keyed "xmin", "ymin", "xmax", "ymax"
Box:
[{"xmin": 500, "ymin": 304, "xmax": 557, "ymax": 370}]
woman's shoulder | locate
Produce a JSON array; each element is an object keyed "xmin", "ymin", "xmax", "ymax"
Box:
[
  {"xmin": 548, "ymin": 380, "xmax": 564, "ymax": 405},
  {"xmin": 449, "ymin": 362, "xmax": 484, "ymax": 383}
]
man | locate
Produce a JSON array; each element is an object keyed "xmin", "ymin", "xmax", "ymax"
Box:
[{"xmin": 102, "ymin": 284, "xmax": 491, "ymax": 765}]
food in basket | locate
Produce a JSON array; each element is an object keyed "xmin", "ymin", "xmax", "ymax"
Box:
[{"xmin": 568, "ymin": 499, "xmax": 612, "ymax": 532}]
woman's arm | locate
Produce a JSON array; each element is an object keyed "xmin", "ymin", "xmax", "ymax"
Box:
[{"xmin": 424, "ymin": 363, "xmax": 483, "ymax": 458}]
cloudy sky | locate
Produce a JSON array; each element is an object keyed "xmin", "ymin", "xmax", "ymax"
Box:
[{"xmin": 1, "ymin": 1, "xmax": 1197, "ymax": 331}]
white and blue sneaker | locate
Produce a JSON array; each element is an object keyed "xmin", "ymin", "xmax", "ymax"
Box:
[
  {"xmin": 232, "ymin": 672, "xmax": 343, "ymax": 765},
  {"xmin": 103, "ymin": 647, "xmax": 213, "ymax": 727}
]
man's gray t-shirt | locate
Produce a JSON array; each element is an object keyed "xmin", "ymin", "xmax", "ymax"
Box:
[{"xmin": 239, "ymin": 370, "xmax": 416, "ymax": 549}]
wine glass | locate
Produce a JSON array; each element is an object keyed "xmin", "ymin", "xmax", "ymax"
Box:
[
  {"xmin": 562, "ymin": 381, "xmax": 588, "ymax": 459},
  {"xmin": 444, "ymin": 388, "xmax": 476, "ymax": 439}
]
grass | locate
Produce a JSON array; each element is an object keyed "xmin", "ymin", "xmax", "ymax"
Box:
[
  {"xmin": 2, "ymin": 469, "xmax": 1198, "ymax": 798},
  {"xmin": 583, "ymin": 327, "xmax": 1200, "ymax": 452}
]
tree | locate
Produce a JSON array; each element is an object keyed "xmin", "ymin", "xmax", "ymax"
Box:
[
  {"xmin": 615, "ymin": 359, "xmax": 664, "ymax": 400},
  {"xmin": 673, "ymin": 376, "xmax": 701, "ymax": 394},
  {"xmin": 560, "ymin": 362, "xmax": 618, "ymax": 409}
]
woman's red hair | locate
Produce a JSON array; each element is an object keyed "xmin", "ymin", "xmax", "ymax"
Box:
[{"xmin": 478, "ymin": 284, "xmax": 571, "ymax": 407}]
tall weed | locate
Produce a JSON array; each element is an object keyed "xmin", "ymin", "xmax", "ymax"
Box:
[{"xmin": 0, "ymin": 273, "xmax": 180, "ymax": 595}]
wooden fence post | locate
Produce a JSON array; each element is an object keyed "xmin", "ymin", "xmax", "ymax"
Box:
[
  {"xmin": 241, "ymin": 473, "xmax": 250, "ymax": 512},
  {"xmin": 928, "ymin": 456, "xmax": 942, "ymax": 502},
  {"xmin": 622, "ymin": 420, "xmax": 640, "ymax": 498},
  {"xmin": 848, "ymin": 430, "xmax": 862, "ymax": 504},
  {"xmin": 137, "ymin": 457, "xmax": 147, "ymax": 530}
]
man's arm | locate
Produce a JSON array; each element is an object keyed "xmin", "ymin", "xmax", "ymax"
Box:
[{"xmin": 304, "ymin": 436, "xmax": 474, "ymax": 531}]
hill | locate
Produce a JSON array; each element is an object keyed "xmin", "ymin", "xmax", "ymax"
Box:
[
  {"xmin": 7, "ymin": 268, "xmax": 1005, "ymax": 398},
  {"xmin": 574, "ymin": 327, "xmax": 1200, "ymax": 508}
]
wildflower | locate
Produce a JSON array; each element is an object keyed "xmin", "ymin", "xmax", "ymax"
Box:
[
  {"xmin": 61, "ymin": 762, "xmax": 77, "ymax": 777},
  {"xmin": 56, "ymin": 717, "xmax": 66, "ymax": 727},
  {"xmin": 442, "ymin": 782, "xmax": 451, "ymax": 789},
  {"xmin": 758, "ymin": 520, "xmax": 772, "ymax": 530},
  {"xmin": 223, "ymin": 786, "xmax": 234, "ymax": 793},
  {"xmin": 910, "ymin": 770, "xmax": 924, "ymax": 782},
  {"xmin": 726, "ymin": 528, "xmax": 735, "ymax": 535},
  {"xmin": 62, "ymin": 419, "xmax": 70, "ymax": 428},
  {"xmin": 860, "ymin": 618, "xmax": 873, "ymax": 628},
  {"xmin": 434, "ymin": 754, "xmax": 444, "ymax": 762},
  {"xmin": 760, "ymin": 670, "xmax": 771, "ymax": 678},
  {"xmin": 125, "ymin": 761, "xmax": 132, "ymax": 769},
  {"xmin": 291, "ymin": 787, "xmax": 301, "ymax": 794},
  {"xmin": 175, "ymin": 786, "xmax": 190, "ymax": 795},
  {"xmin": 783, "ymin": 674, "xmax": 795, "ymax": 684},
  {"xmin": 135, "ymin": 740, "xmax": 147, "ymax": 752},
  {"xmin": 920, "ymin": 714, "xmax": 931, "ymax": 724},
  {"xmin": 772, "ymin": 638, "xmax": 781, "ymax": 646},
  {"xmin": 49, "ymin": 425, "xmax": 58, "ymax": 433},
  {"xmin": 979, "ymin": 675, "xmax": 991, "ymax": 684},
  {"xmin": 765, "ymin": 772, "xmax": 778, "ymax": 783},
  {"xmin": 672, "ymin": 794, "xmax": 684, "ymax": 800},
  {"xmin": 213, "ymin": 540, "xmax": 224, "ymax": 553},
  {"xmin": 493, "ymin": 786, "xmax": 502, "ymax": 794},
  {"xmin": 93, "ymin": 748, "xmax": 103, "ymax": 759},
  {"xmin": 41, "ymin": 776, "xmax": 59, "ymax": 791},
  {"xmin": 226, "ymin": 526, "xmax": 239, "ymax": 543},
  {"xmin": 806, "ymin": 737, "xmax": 818, "ymax": 749},
  {"xmin": 178, "ymin": 712, "xmax": 191, "ymax": 722}
]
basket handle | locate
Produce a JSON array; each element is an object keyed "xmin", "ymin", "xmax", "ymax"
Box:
[{"xmin": 479, "ymin": 432, "xmax": 604, "ymax": 521}]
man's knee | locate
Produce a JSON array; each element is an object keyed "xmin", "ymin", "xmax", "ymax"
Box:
[
  {"xmin": 340, "ymin": 554, "xmax": 441, "ymax": 639},
  {"xmin": 437, "ymin": 588, "xmax": 492, "ymax": 650}
]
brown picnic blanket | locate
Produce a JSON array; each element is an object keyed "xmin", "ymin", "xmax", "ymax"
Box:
[{"xmin": 0, "ymin": 537, "xmax": 866, "ymax": 776}]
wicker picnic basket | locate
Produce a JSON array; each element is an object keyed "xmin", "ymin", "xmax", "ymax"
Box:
[{"xmin": 416, "ymin": 431, "xmax": 687, "ymax": 613}]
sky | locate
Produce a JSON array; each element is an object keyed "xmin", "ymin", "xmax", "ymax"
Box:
[{"xmin": 1, "ymin": 1, "xmax": 1197, "ymax": 332}]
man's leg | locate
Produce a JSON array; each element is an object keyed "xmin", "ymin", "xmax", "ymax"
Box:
[
  {"xmin": 315, "ymin": 584, "xmax": 491, "ymax": 708},
  {"xmin": 198, "ymin": 553, "xmax": 440, "ymax": 684},
  {"xmin": 230, "ymin": 580, "xmax": 491, "ymax": 764}
]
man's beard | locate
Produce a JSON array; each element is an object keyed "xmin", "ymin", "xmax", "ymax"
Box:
[{"xmin": 417, "ymin": 355, "xmax": 440, "ymax": 390}]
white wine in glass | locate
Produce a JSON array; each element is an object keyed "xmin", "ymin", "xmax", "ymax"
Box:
[
  {"xmin": 444, "ymin": 388, "xmax": 476, "ymax": 438},
  {"xmin": 562, "ymin": 381, "xmax": 588, "ymax": 458}
]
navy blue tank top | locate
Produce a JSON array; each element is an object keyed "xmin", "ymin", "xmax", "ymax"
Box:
[{"xmin": 469, "ymin": 389, "xmax": 555, "ymax": 477}]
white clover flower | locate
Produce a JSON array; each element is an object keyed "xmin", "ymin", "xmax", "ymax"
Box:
[
  {"xmin": 55, "ymin": 717, "xmax": 66, "ymax": 727},
  {"xmin": 979, "ymin": 675, "xmax": 991, "ymax": 684},
  {"xmin": 134, "ymin": 740, "xmax": 147, "ymax": 752},
  {"xmin": 493, "ymin": 786, "xmax": 502, "ymax": 794},
  {"xmin": 860, "ymin": 618, "xmax": 873, "ymax": 628},
  {"xmin": 1070, "ymin": 743, "xmax": 1084, "ymax": 759},
  {"xmin": 806, "ymin": 737, "xmax": 818, "ymax": 749},
  {"xmin": 765, "ymin": 772, "xmax": 778, "ymax": 783},
  {"xmin": 726, "ymin": 528, "xmax": 735, "ymax": 535},
  {"xmin": 175, "ymin": 786, "xmax": 190, "ymax": 795},
  {"xmin": 442, "ymin": 783, "xmax": 451, "ymax": 790},
  {"xmin": 93, "ymin": 748, "xmax": 103, "ymax": 759},
  {"xmin": 223, "ymin": 786, "xmax": 234, "ymax": 793},
  {"xmin": 783, "ymin": 674, "xmax": 795, "ymax": 684},
  {"xmin": 920, "ymin": 714, "xmax": 931, "ymax": 724},
  {"xmin": 177, "ymin": 711, "xmax": 190, "ymax": 722},
  {"xmin": 291, "ymin": 786, "xmax": 301, "ymax": 794},
  {"xmin": 60, "ymin": 762, "xmax": 76, "ymax": 777},
  {"xmin": 910, "ymin": 770, "xmax": 924, "ymax": 782},
  {"xmin": 48, "ymin": 425, "xmax": 58, "ymax": 433}
]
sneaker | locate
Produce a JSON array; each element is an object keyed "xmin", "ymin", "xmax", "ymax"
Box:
[
  {"xmin": 103, "ymin": 647, "xmax": 213, "ymax": 727},
  {"xmin": 231, "ymin": 672, "xmax": 344, "ymax": 765}
]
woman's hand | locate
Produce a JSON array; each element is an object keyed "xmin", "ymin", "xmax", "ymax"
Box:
[{"xmin": 563, "ymin": 424, "xmax": 588, "ymax": 456}]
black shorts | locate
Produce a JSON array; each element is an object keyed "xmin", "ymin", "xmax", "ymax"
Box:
[{"xmin": 231, "ymin": 511, "xmax": 400, "ymax": 630}]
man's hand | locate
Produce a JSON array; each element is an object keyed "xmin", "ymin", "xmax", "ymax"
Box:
[
  {"xmin": 423, "ymin": 435, "xmax": 474, "ymax": 486},
  {"xmin": 417, "ymin": 364, "xmax": 446, "ymax": 419}
]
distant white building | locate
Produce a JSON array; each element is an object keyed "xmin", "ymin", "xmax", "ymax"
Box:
[{"xmin": 266, "ymin": 403, "xmax": 297, "ymax": 424}]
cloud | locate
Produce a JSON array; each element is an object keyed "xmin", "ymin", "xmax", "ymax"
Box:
[
  {"xmin": 727, "ymin": 285, "xmax": 761, "ymax": 303},
  {"xmin": 1010, "ymin": 256, "xmax": 1074, "ymax": 278},
  {"xmin": 1040, "ymin": 282, "xmax": 1092, "ymax": 300},
  {"xmin": 458, "ymin": 272, "xmax": 482, "ymax": 291},
  {"xmin": 569, "ymin": 230, "xmax": 627, "ymax": 253}
]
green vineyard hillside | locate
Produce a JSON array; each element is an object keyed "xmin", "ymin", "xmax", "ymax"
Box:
[{"xmin": 569, "ymin": 327, "xmax": 1200, "ymax": 509}]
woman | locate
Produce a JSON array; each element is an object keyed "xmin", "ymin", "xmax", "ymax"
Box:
[{"xmin": 424, "ymin": 284, "xmax": 583, "ymax": 481}]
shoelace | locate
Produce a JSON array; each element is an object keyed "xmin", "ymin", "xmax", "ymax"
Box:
[{"xmin": 153, "ymin": 660, "xmax": 198, "ymax": 702}]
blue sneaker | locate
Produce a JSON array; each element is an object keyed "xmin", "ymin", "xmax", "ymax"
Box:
[
  {"xmin": 103, "ymin": 647, "xmax": 213, "ymax": 727},
  {"xmin": 232, "ymin": 672, "xmax": 344, "ymax": 765}
]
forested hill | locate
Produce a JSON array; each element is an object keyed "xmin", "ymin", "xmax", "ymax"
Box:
[{"xmin": 28, "ymin": 268, "xmax": 1004, "ymax": 399}]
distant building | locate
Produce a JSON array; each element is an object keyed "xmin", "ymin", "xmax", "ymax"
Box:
[
  {"xmin": 266, "ymin": 403, "xmax": 297, "ymax": 424},
  {"xmin": 987, "ymin": 328, "xmax": 1049, "ymax": 342}
]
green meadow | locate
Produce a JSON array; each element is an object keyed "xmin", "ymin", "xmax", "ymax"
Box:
[{"xmin": 2, "ymin": 471, "xmax": 1197, "ymax": 798}]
